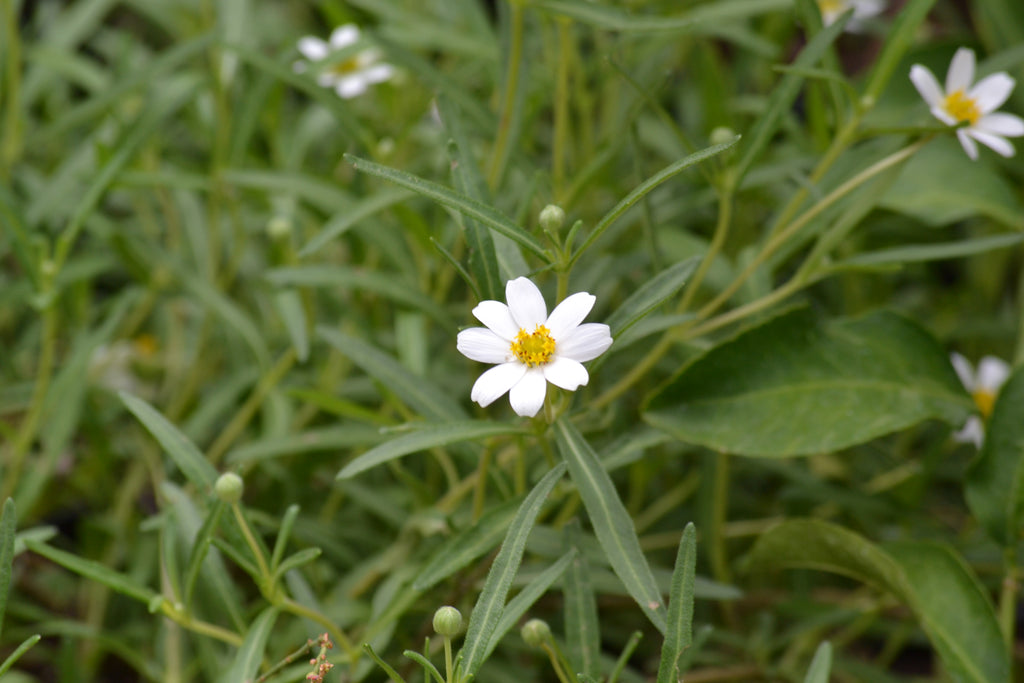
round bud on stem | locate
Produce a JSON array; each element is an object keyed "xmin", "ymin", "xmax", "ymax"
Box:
[
  {"xmin": 433, "ymin": 605, "xmax": 463, "ymax": 637},
  {"xmin": 709, "ymin": 126, "xmax": 737, "ymax": 146},
  {"xmin": 539, "ymin": 204, "xmax": 566, "ymax": 233},
  {"xmin": 520, "ymin": 618, "xmax": 552, "ymax": 648},
  {"xmin": 215, "ymin": 472, "xmax": 244, "ymax": 504}
]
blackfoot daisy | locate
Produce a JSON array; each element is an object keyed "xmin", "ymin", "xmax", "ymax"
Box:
[
  {"xmin": 293, "ymin": 24, "xmax": 394, "ymax": 99},
  {"xmin": 950, "ymin": 352, "xmax": 1010, "ymax": 447}
]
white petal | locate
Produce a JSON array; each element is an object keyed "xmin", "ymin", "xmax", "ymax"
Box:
[
  {"xmin": 330, "ymin": 24, "xmax": 360, "ymax": 49},
  {"xmin": 506, "ymin": 277, "xmax": 547, "ymax": 329},
  {"xmin": 457, "ymin": 328, "xmax": 512, "ymax": 364},
  {"xmin": 945, "ymin": 47, "xmax": 975, "ymax": 94},
  {"xmin": 977, "ymin": 112, "xmax": 1024, "ymax": 137},
  {"xmin": 297, "ymin": 37, "xmax": 329, "ymax": 61},
  {"xmin": 954, "ymin": 416, "xmax": 985, "ymax": 448},
  {"xmin": 929, "ymin": 104, "xmax": 957, "ymax": 127},
  {"xmin": 910, "ymin": 65, "xmax": 944, "ymax": 107},
  {"xmin": 472, "ymin": 300, "xmax": 519, "ymax": 339},
  {"xmin": 509, "ymin": 368, "xmax": 547, "ymax": 417},
  {"xmin": 543, "ymin": 357, "xmax": 589, "ymax": 391},
  {"xmin": 471, "ymin": 362, "xmax": 527, "ymax": 407},
  {"xmin": 969, "ymin": 73, "xmax": 1015, "ymax": 114},
  {"xmin": 853, "ymin": 0, "xmax": 885, "ymax": 19},
  {"xmin": 545, "ymin": 292, "xmax": 595, "ymax": 340},
  {"xmin": 950, "ymin": 352, "xmax": 976, "ymax": 391},
  {"xmin": 957, "ymin": 128, "xmax": 980, "ymax": 160},
  {"xmin": 556, "ymin": 323, "xmax": 612, "ymax": 362},
  {"xmin": 336, "ymin": 76, "xmax": 367, "ymax": 99},
  {"xmin": 360, "ymin": 63, "xmax": 394, "ymax": 85},
  {"xmin": 967, "ymin": 129, "xmax": 1015, "ymax": 157},
  {"xmin": 977, "ymin": 356, "xmax": 1011, "ymax": 392}
]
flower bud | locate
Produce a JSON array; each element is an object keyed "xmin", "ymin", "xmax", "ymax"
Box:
[
  {"xmin": 432, "ymin": 605, "xmax": 463, "ymax": 637},
  {"xmin": 266, "ymin": 216, "xmax": 292, "ymax": 241},
  {"xmin": 520, "ymin": 618, "xmax": 552, "ymax": 648},
  {"xmin": 539, "ymin": 204, "xmax": 566, "ymax": 233},
  {"xmin": 215, "ymin": 472, "xmax": 244, "ymax": 504},
  {"xmin": 709, "ymin": 126, "xmax": 736, "ymax": 146}
]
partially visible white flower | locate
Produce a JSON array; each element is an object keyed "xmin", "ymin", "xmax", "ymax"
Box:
[
  {"xmin": 293, "ymin": 24, "xmax": 394, "ymax": 99},
  {"xmin": 950, "ymin": 352, "xmax": 1010, "ymax": 447},
  {"xmin": 910, "ymin": 48, "xmax": 1024, "ymax": 160},
  {"xmin": 88, "ymin": 337, "xmax": 158, "ymax": 396},
  {"xmin": 815, "ymin": 0, "xmax": 885, "ymax": 30},
  {"xmin": 456, "ymin": 277, "xmax": 613, "ymax": 418}
]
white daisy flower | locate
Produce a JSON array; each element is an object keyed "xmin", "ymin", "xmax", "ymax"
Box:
[
  {"xmin": 815, "ymin": 0, "xmax": 885, "ymax": 30},
  {"xmin": 293, "ymin": 24, "xmax": 394, "ymax": 99},
  {"xmin": 910, "ymin": 48, "xmax": 1024, "ymax": 160},
  {"xmin": 950, "ymin": 352, "xmax": 1010, "ymax": 448},
  {"xmin": 456, "ymin": 277, "xmax": 613, "ymax": 418}
]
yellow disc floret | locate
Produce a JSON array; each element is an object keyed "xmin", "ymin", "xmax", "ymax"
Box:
[
  {"xmin": 511, "ymin": 325, "xmax": 556, "ymax": 367},
  {"xmin": 973, "ymin": 389, "xmax": 996, "ymax": 420},
  {"xmin": 943, "ymin": 89, "xmax": 981, "ymax": 125},
  {"xmin": 816, "ymin": 0, "xmax": 844, "ymax": 13}
]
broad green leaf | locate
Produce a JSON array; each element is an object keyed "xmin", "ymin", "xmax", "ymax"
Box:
[
  {"xmin": 438, "ymin": 95, "xmax": 503, "ymax": 301},
  {"xmin": 573, "ymin": 140, "xmax": 739, "ymax": 264},
  {"xmin": 645, "ymin": 308, "xmax": 972, "ymax": 456},
  {"xmin": 966, "ymin": 366, "xmax": 1024, "ymax": 546},
  {"xmin": 656, "ymin": 523, "xmax": 696, "ymax": 683},
  {"xmin": 0, "ymin": 634, "xmax": 42, "ymax": 677},
  {"xmin": 605, "ymin": 257, "xmax": 700, "ymax": 338},
  {"xmin": 337, "ymin": 421, "xmax": 527, "ymax": 480},
  {"xmin": 733, "ymin": 14, "xmax": 847, "ymax": 184},
  {"xmin": 458, "ymin": 463, "xmax": 567, "ymax": 677},
  {"xmin": 564, "ymin": 521, "xmax": 600, "ymax": 678},
  {"xmin": 747, "ymin": 520, "xmax": 1008, "ymax": 683},
  {"xmin": 267, "ymin": 266, "xmax": 453, "ymax": 328},
  {"xmin": 484, "ymin": 551, "xmax": 575, "ymax": 663},
  {"xmin": 25, "ymin": 540, "xmax": 157, "ymax": 604},
  {"xmin": 120, "ymin": 393, "xmax": 218, "ymax": 490},
  {"xmin": 344, "ymin": 155, "xmax": 546, "ymax": 258},
  {"xmin": 554, "ymin": 418, "xmax": 667, "ymax": 634},
  {"xmin": 222, "ymin": 607, "xmax": 278, "ymax": 683},
  {"xmin": 413, "ymin": 496, "xmax": 523, "ymax": 591},
  {"xmin": 317, "ymin": 327, "xmax": 467, "ymax": 421},
  {"xmin": 803, "ymin": 642, "xmax": 832, "ymax": 683},
  {"xmin": 273, "ymin": 290, "xmax": 309, "ymax": 362},
  {"xmin": 0, "ymin": 499, "xmax": 15, "ymax": 640}
]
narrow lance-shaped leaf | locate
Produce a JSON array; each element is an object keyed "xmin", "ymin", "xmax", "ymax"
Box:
[
  {"xmin": 554, "ymin": 418, "xmax": 667, "ymax": 634},
  {"xmin": 803, "ymin": 642, "xmax": 833, "ymax": 683},
  {"xmin": 458, "ymin": 463, "xmax": 567, "ymax": 677},
  {"xmin": 605, "ymin": 256, "xmax": 700, "ymax": 337},
  {"xmin": 222, "ymin": 607, "xmax": 279, "ymax": 683},
  {"xmin": 0, "ymin": 499, "xmax": 16, "ymax": 640},
  {"xmin": 0, "ymin": 634, "xmax": 42, "ymax": 678},
  {"xmin": 862, "ymin": 0, "xmax": 937, "ymax": 102},
  {"xmin": 24, "ymin": 540, "xmax": 158, "ymax": 604},
  {"xmin": 656, "ymin": 522, "xmax": 697, "ymax": 683},
  {"xmin": 564, "ymin": 520, "xmax": 600, "ymax": 679}
]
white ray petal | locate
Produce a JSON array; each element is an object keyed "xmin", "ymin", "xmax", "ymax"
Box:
[
  {"xmin": 471, "ymin": 362, "xmax": 527, "ymax": 407},
  {"xmin": 977, "ymin": 112, "xmax": 1024, "ymax": 137},
  {"xmin": 545, "ymin": 292, "xmax": 595, "ymax": 340},
  {"xmin": 950, "ymin": 352, "xmax": 976, "ymax": 391},
  {"xmin": 543, "ymin": 357, "xmax": 589, "ymax": 391},
  {"xmin": 509, "ymin": 368, "xmax": 547, "ymax": 417},
  {"xmin": 472, "ymin": 300, "xmax": 519, "ymax": 339},
  {"xmin": 556, "ymin": 323, "xmax": 613, "ymax": 362},
  {"xmin": 957, "ymin": 128, "xmax": 980, "ymax": 160},
  {"xmin": 946, "ymin": 48, "xmax": 975, "ymax": 94},
  {"xmin": 977, "ymin": 356, "xmax": 1011, "ymax": 392},
  {"xmin": 910, "ymin": 65, "xmax": 944, "ymax": 107},
  {"xmin": 970, "ymin": 73, "xmax": 1015, "ymax": 114},
  {"xmin": 297, "ymin": 37, "xmax": 329, "ymax": 61},
  {"xmin": 968, "ymin": 129, "xmax": 1015, "ymax": 157},
  {"xmin": 506, "ymin": 277, "xmax": 547, "ymax": 329},
  {"xmin": 457, "ymin": 328, "xmax": 512, "ymax": 364}
]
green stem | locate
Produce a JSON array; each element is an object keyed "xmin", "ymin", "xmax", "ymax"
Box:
[
  {"xmin": 1, "ymin": 0, "xmax": 22, "ymax": 178},
  {"xmin": 232, "ymin": 503, "xmax": 271, "ymax": 579},
  {"xmin": 444, "ymin": 636, "xmax": 454, "ymax": 683},
  {"xmin": 159, "ymin": 602, "xmax": 244, "ymax": 646},
  {"xmin": 472, "ymin": 448, "xmax": 492, "ymax": 523},
  {"xmin": 552, "ymin": 17, "xmax": 572, "ymax": 201},
  {"xmin": 999, "ymin": 547, "xmax": 1018, "ymax": 650},
  {"xmin": 677, "ymin": 174, "xmax": 734, "ymax": 313},
  {"xmin": 280, "ymin": 597, "xmax": 355, "ymax": 659},
  {"xmin": 487, "ymin": 0, "xmax": 524, "ymax": 189}
]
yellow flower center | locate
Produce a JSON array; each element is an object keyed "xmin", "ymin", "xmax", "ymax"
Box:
[
  {"xmin": 816, "ymin": 0, "xmax": 845, "ymax": 13},
  {"xmin": 943, "ymin": 89, "xmax": 981, "ymax": 125},
  {"xmin": 973, "ymin": 389, "xmax": 996, "ymax": 420},
  {"xmin": 328, "ymin": 56, "xmax": 362, "ymax": 76},
  {"xmin": 511, "ymin": 325, "xmax": 555, "ymax": 367}
]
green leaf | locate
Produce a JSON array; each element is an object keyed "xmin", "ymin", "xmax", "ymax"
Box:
[
  {"xmin": 271, "ymin": 547, "xmax": 322, "ymax": 582},
  {"xmin": 554, "ymin": 418, "xmax": 667, "ymax": 634},
  {"xmin": 656, "ymin": 523, "xmax": 696, "ymax": 683},
  {"xmin": 747, "ymin": 520, "xmax": 1008, "ymax": 683},
  {"xmin": 458, "ymin": 463, "xmax": 567, "ymax": 677},
  {"xmin": 317, "ymin": 327, "xmax": 467, "ymax": 421},
  {"xmin": 337, "ymin": 421, "xmax": 527, "ymax": 480},
  {"xmin": 530, "ymin": 0, "xmax": 790, "ymax": 32},
  {"xmin": 413, "ymin": 496, "xmax": 523, "ymax": 591},
  {"xmin": 183, "ymin": 500, "xmax": 225, "ymax": 607},
  {"xmin": 564, "ymin": 521, "xmax": 600, "ymax": 678},
  {"xmin": 222, "ymin": 607, "xmax": 278, "ymax": 683},
  {"xmin": 645, "ymin": 308, "xmax": 972, "ymax": 456},
  {"xmin": 120, "ymin": 393, "xmax": 219, "ymax": 490},
  {"xmin": 606, "ymin": 257, "xmax": 700, "ymax": 338},
  {"xmin": 273, "ymin": 290, "xmax": 309, "ymax": 362},
  {"xmin": 803, "ymin": 642, "xmax": 832, "ymax": 683},
  {"xmin": 573, "ymin": 140, "xmax": 739, "ymax": 263},
  {"xmin": 226, "ymin": 425, "xmax": 385, "ymax": 465},
  {"xmin": 270, "ymin": 505, "xmax": 300, "ymax": 573},
  {"xmin": 861, "ymin": 0, "xmax": 937, "ymax": 102},
  {"xmin": 0, "ymin": 499, "xmax": 16, "ymax": 640},
  {"xmin": 299, "ymin": 188, "xmax": 415, "ymax": 257},
  {"xmin": 344, "ymin": 154, "xmax": 547, "ymax": 257},
  {"xmin": 25, "ymin": 540, "xmax": 158, "ymax": 604},
  {"xmin": 733, "ymin": 13, "xmax": 848, "ymax": 185},
  {"xmin": 485, "ymin": 551, "xmax": 575, "ymax": 662},
  {"xmin": 0, "ymin": 634, "xmax": 42, "ymax": 677},
  {"xmin": 966, "ymin": 366, "xmax": 1024, "ymax": 546},
  {"xmin": 835, "ymin": 233, "xmax": 1024, "ymax": 270}
]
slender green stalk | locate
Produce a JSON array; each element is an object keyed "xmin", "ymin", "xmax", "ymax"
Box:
[
  {"xmin": 1, "ymin": 0, "xmax": 22, "ymax": 177},
  {"xmin": 444, "ymin": 635, "xmax": 455, "ymax": 683},
  {"xmin": 232, "ymin": 503, "xmax": 271, "ymax": 579},
  {"xmin": 281, "ymin": 597, "xmax": 354, "ymax": 658},
  {"xmin": 472, "ymin": 448, "xmax": 492, "ymax": 523},
  {"xmin": 676, "ymin": 175, "xmax": 735, "ymax": 313},
  {"xmin": 487, "ymin": 0, "xmax": 525, "ymax": 189},
  {"xmin": 999, "ymin": 547, "xmax": 1018, "ymax": 650},
  {"xmin": 159, "ymin": 601, "xmax": 244, "ymax": 646},
  {"xmin": 552, "ymin": 17, "xmax": 572, "ymax": 201}
]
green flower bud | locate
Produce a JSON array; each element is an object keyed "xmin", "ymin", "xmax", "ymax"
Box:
[
  {"xmin": 520, "ymin": 618, "xmax": 552, "ymax": 648},
  {"xmin": 709, "ymin": 126, "xmax": 737, "ymax": 146},
  {"xmin": 215, "ymin": 472, "xmax": 244, "ymax": 504},
  {"xmin": 539, "ymin": 204, "xmax": 566, "ymax": 232},
  {"xmin": 266, "ymin": 216, "xmax": 292, "ymax": 241},
  {"xmin": 432, "ymin": 605, "xmax": 463, "ymax": 637}
]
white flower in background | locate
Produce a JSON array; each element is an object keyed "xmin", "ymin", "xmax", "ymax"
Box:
[
  {"xmin": 293, "ymin": 24, "xmax": 394, "ymax": 99},
  {"xmin": 457, "ymin": 277, "xmax": 613, "ymax": 418},
  {"xmin": 950, "ymin": 352, "xmax": 1010, "ymax": 448},
  {"xmin": 910, "ymin": 48, "xmax": 1024, "ymax": 160},
  {"xmin": 815, "ymin": 0, "xmax": 885, "ymax": 30}
]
